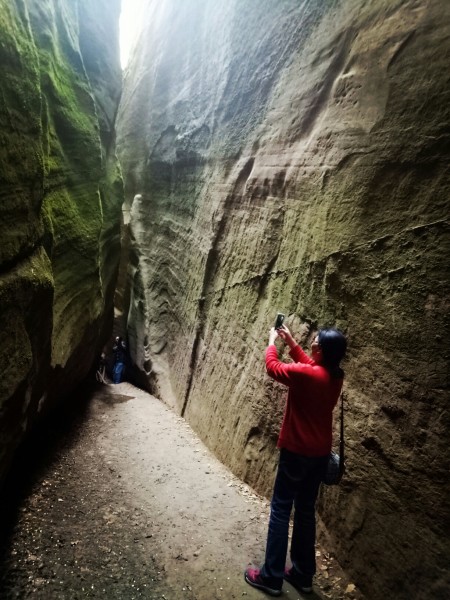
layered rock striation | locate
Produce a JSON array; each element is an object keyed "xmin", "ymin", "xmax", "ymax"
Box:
[
  {"xmin": 116, "ymin": 0, "xmax": 450, "ymax": 598},
  {"xmin": 0, "ymin": 0, "xmax": 123, "ymax": 480}
]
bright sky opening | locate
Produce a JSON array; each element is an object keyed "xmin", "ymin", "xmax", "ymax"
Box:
[{"xmin": 119, "ymin": 0, "xmax": 145, "ymax": 69}]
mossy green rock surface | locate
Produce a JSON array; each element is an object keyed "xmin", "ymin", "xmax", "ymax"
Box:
[
  {"xmin": 116, "ymin": 1, "xmax": 450, "ymax": 597},
  {"xmin": 0, "ymin": 0, "xmax": 122, "ymax": 479}
]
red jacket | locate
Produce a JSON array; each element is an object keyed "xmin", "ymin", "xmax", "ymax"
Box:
[{"xmin": 265, "ymin": 344, "xmax": 343, "ymax": 456}]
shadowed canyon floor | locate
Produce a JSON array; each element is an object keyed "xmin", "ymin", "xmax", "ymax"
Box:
[{"xmin": 0, "ymin": 382, "xmax": 363, "ymax": 600}]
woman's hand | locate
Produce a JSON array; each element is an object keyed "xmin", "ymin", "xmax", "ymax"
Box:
[
  {"xmin": 277, "ymin": 324, "xmax": 296, "ymax": 349},
  {"xmin": 268, "ymin": 327, "xmax": 278, "ymax": 345}
]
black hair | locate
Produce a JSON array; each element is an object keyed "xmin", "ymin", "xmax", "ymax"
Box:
[{"xmin": 318, "ymin": 328, "xmax": 347, "ymax": 378}]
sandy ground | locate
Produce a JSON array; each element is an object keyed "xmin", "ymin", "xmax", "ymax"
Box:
[{"xmin": 0, "ymin": 382, "xmax": 363, "ymax": 600}]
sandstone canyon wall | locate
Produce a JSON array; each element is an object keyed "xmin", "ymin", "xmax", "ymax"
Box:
[
  {"xmin": 0, "ymin": 0, "xmax": 123, "ymax": 481},
  {"xmin": 116, "ymin": 0, "xmax": 449, "ymax": 598}
]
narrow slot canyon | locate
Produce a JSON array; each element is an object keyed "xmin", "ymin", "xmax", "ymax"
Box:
[{"xmin": 0, "ymin": 1, "xmax": 449, "ymax": 599}]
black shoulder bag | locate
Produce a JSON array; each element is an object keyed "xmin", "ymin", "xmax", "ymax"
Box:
[{"xmin": 322, "ymin": 392, "xmax": 345, "ymax": 486}]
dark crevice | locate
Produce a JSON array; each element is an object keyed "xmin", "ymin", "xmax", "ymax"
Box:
[
  {"xmin": 245, "ymin": 425, "xmax": 261, "ymax": 446},
  {"xmin": 181, "ymin": 318, "xmax": 202, "ymax": 418}
]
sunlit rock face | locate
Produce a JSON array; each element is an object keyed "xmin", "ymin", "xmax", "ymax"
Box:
[
  {"xmin": 0, "ymin": 0, "xmax": 122, "ymax": 479},
  {"xmin": 116, "ymin": 0, "xmax": 449, "ymax": 596}
]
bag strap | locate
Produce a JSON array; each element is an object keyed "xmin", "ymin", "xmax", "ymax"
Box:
[{"xmin": 338, "ymin": 391, "xmax": 345, "ymax": 476}]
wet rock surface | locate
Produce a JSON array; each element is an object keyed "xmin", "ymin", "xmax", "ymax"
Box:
[
  {"xmin": 0, "ymin": 382, "xmax": 363, "ymax": 600},
  {"xmin": 0, "ymin": 0, "xmax": 123, "ymax": 484}
]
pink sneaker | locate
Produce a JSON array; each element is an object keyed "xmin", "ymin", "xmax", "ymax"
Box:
[{"xmin": 244, "ymin": 567, "xmax": 282, "ymax": 597}]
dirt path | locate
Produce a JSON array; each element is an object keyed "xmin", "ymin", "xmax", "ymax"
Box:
[{"xmin": 0, "ymin": 382, "xmax": 363, "ymax": 600}]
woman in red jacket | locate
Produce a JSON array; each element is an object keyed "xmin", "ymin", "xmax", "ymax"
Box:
[{"xmin": 245, "ymin": 324, "xmax": 347, "ymax": 597}]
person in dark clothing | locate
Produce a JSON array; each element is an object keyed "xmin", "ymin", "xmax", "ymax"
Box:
[
  {"xmin": 112, "ymin": 336, "xmax": 127, "ymax": 384},
  {"xmin": 245, "ymin": 324, "xmax": 347, "ymax": 597}
]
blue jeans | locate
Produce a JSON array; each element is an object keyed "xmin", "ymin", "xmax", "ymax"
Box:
[
  {"xmin": 260, "ymin": 449, "xmax": 328, "ymax": 586},
  {"xmin": 113, "ymin": 362, "xmax": 125, "ymax": 384}
]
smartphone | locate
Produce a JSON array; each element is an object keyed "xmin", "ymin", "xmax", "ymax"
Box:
[{"xmin": 274, "ymin": 313, "xmax": 285, "ymax": 329}]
